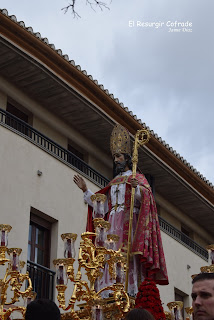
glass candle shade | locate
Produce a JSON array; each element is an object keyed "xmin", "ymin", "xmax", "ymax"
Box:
[
  {"xmin": 94, "ymin": 219, "xmax": 110, "ymax": 248},
  {"xmin": 185, "ymin": 307, "xmax": 193, "ymax": 320},
  {"xmin": 106, "ymin": 234, "xmax": 120, "ymax": 260},
  {"xmin": 167, "ymin": 302, "xmax": 184, "ymax": 320},
  {"xmin": 7, "ymin": 248, "xmax": 22, "ymax": 272},
  {"xmin": 92, "ymin": 305, "xmax": 104, "ymax": 320},
  {"xmin": 107, "ymin": 234, "xmax": 120, "ymax": 251},
  {"xmin": 0, "ymin": 225, "xmax": 12, "ymax": 247},
  {"xmin": 57, "ymin": 265, "xmax": 67, "ymax": 285},
  {"xmin": 91, "ymin": 194, "xmax": 107, "ymax": 219},
  {"xmin": 53, "ymin": 259, "xmax": 68, "ymax": 285},
  {"xmin": 94, "ymin": 277, "xmax": 100, "ymax": 293},
  {"xmin": 0, "ymin": 230, "xmax": 7, "ymax": 247},
  {"xmin": 96, "ymin": 227, "xmax": 105, "ymax": 247},
  {"xmin": 61, "ymin": 233, "xmax": 77, "ymax": 258},
  {"xmin": 116, "ymin": 261, "xmax": 125, "ymax": 284}
]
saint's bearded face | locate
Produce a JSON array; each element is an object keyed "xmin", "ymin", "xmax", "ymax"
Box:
[
  {"xmin": 115, "ymin": 160, "xmax": 127, "ymax": 175},
  {"xmin": 114, "ymin": 153, "xmax": 127, "ymax": 175}
]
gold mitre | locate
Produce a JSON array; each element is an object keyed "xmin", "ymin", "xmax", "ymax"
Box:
[{"xmin": 110, "ymin": 124, "xmax": 131, "ymax": 156}]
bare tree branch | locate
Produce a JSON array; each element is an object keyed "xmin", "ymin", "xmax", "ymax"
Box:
[
  {"xmin": 61, "ymin": 0, "xmax": 111, "ymax": 18},
  {"xmin": 86, "ymin": 0, "xmax": 110, "ymax": 12}
]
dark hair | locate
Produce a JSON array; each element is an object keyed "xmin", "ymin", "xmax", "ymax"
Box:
[
  {"xmin": 125, "ymin": 308, "xmax": 155, "ymax": 320},
  {"xmin": 124, "ymin": 154, "xmax": 132, "ymax": 170},
  {"xmin": 25, "ymin": 299, "xmax": 60, "ymax": 320},
  {"xmin": 113, "ymin": 153, "xmax": 132, "ymax": 177},
  {"xmin": 192, "ymin": 273, "xmax": 214, "ymax": 284}
]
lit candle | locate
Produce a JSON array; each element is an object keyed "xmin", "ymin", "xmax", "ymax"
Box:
[
  {"xmin": 94, "ymin": 278, "xmax": 100, "ymax": 293},
  {"xmin": 62, "ymin": 234, "xmax": 76, "ymax": 259},
  {"xmin": 1, "ymin": 230, "xmax": 6, "ymax": 246},
  {"xmin": 91, "ymin": 194, "xmax": 107, "ymax": 219},
  {"xmin": 175, "ymin": 308, "xmax": 183, "ymax": 320},
  {"xmin": 116, "ymin": 262, "xmax": 123, "ymax": 283},
  {"xmin": 57, "ymin": 265, "xmax": 65, "ymax": 285},
  {"xmin": 108, "ymin": 239, "xmax": 115, "ymax": 250},
  {"xmin": 96, "ymin": 308, "xmax": 102, "ymax": 320},
  {"xmin": 0, "ymin": 225, "xmax": 11, "ymax": 247},
  {"xmin": 96, "ymin": 227, "xmax": 105, "ymax": 247},
  {"xmin": 96, "ymin": 202, "xmax": 105, "ymax": 218},
  {"xmin": 12, "ymin": 252, "xmax": 18, "ymax": 271},
  {"xmin": 92, "ymin": 306, "xmax": 103, "ymax": 320},
  {"xmin": 65, "ymin": 239, "xmax": 72, "ymax": 258},
  {"xmin": 93, "ymin": 200, "xmax": 98, "ymax": 218}
]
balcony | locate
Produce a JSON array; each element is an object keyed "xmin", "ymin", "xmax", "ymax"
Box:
[
  {"xmin": 159, "ymin": 216, "xmax": 208, "ymax": 260},
  {"xmin": 0, "ymin": 108, "xmax": 109, "ymax": 188},
  {"xmin": 27, "ymin": 260, "xmax": 55, "ymax": 300},
  {"xmin": 0, "ymin": 108, "xmax": 209, "ymax": 261}
]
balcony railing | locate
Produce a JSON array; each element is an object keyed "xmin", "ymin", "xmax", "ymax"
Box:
[
  {"xmin": 0, "ymin": 108, "xmax": 209, "ymax": 261},
  {"xmin": 159, "ymin": 216, "xmax": 208, "ymax": 260},
  {"xmin": 27, "ymin": 260, "xmax": 55, "ymax": 300},
  {"xmin": 0, "ymin": 108, "xmax": 109, "ymax": 187}
]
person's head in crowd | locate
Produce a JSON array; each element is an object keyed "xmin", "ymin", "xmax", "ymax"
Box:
[
  {"xmin": 192, "ymin": 273, "xmax": 214, "ymax": 320},
  {"xmin": 125, "ymin": 308, "xmax": 155, "ymax": 320},
  {"xmin": 25, "ymin": 298, "xmax": 60, "ymax": 320}
]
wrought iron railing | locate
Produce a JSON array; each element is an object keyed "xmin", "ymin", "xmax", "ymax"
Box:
[
  {"xmin": 0, "ymin": 108, "xmax": 208, "ymax": 260},
  {"xmin": 159, "ymin": 216, "xmax": 208, "ymax": 260},
  {"xmin": 27, "ymin": 260, "xmax": 55, "ymax": 300},
  {"xmin": 0, "ymin": 108, "xmax": 109, "ymax": 187}
]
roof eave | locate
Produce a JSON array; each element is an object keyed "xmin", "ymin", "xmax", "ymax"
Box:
[{"xmin": 1, "ymin": 11, "xmax": 214, "ymax": 204}]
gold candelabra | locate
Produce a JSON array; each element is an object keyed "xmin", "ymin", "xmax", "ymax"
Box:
[
  {"xmin": 167, "ymin": 301, "xmax": 184, "ymax": 320},
  {"xmin": 165, "ymin": 303, "xmax": 193, "ymax": 320},
  {"xmin": 0, "ymin": 224, "xmax": 33, "ymax": 320},
  {"xmin": 54, "ymin": 194, "xmax": 130, "ymax": 320}
]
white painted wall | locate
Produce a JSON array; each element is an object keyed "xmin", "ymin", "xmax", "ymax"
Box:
[
  {"xmin": 0, "ymin": 124, "xmax": 100, "ymax": 270},
  {"xmin": 158, "ymin": 232, "xmax": 209, "ymax": 313}
]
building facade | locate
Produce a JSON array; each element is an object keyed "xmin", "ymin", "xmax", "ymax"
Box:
[{"xmin": 0, "ymin": 8, "xmax": 214, "ymax": 313}]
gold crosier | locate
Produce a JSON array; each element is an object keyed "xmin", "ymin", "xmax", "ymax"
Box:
[{"xmin": 124, "ymin": 129, "xmax": 150, "ymax": 292}]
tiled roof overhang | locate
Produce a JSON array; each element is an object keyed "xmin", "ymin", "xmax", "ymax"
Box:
[{"xmin": 0, "ymin": 9, "xmax": 214, "ymax": 213}]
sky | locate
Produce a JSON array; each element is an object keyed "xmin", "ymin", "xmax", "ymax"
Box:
[{"xmin": 0, "ymin": 0, "xmax": 214, "ymax": 183}]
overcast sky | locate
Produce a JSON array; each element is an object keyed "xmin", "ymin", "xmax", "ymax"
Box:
[{"xmin": 1, "ymin": 0, "xmax": 214, "ymax": 183}]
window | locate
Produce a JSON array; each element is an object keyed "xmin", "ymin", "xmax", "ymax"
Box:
[
  {"xmin": 27, "ymin": 213, "xmax": 55, "ymax": 300},
  {"xmin": 181, "ymin": 224, "xmax": 193, "ymax": 246},
  {"xmin": 7, "ymin": 103, "xmax": 28, "ymax": 123},
  {"xmin": 67, "ymin": 142, "xmax": 89, "ymax": 175},
  {"xmin": 28, "ymin": 219, "xmax": 50, "ymax": 268},
  {"xmin": 181, "ymin": 225, "xmax": 192, "ymax": 238},
  {"xmin": 174, "ymin": 288, "xmax": 188, "ymax": 318},
  {"xmin": 68, "ymin": 143, "xmax": 84, "ymax": 160},
  {"xmin": 6, "ymin": 102, "xmax": 29, "ymax": 135}
]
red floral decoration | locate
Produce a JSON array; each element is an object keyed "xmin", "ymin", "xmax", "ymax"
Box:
[{"xmin": 135, "ymin": 278, "xmax": 166, "ymax": 320}]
